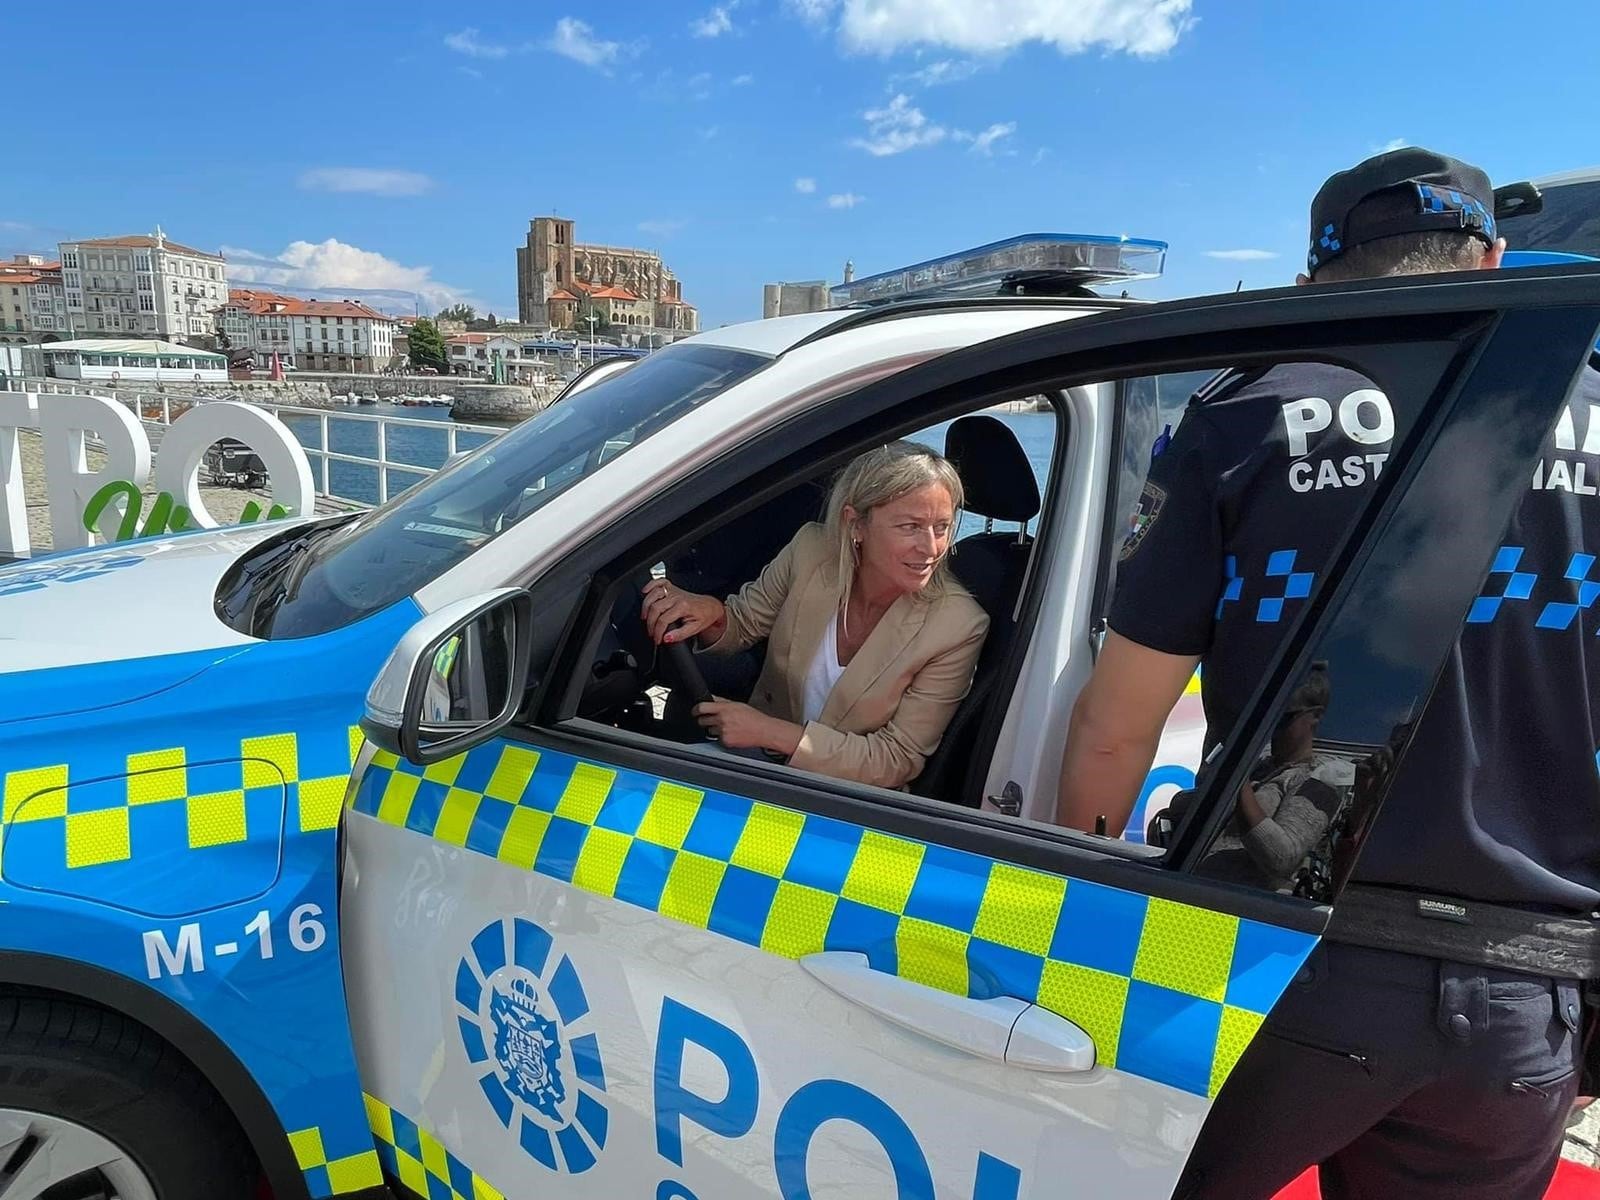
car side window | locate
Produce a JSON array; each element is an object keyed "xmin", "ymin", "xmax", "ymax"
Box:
[{"xmin": 555, "ymin": 398, "xmax": 1059, "ymax": 809}]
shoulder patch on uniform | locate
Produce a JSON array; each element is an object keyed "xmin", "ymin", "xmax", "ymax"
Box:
[{"xmin": 1120, "ymin": 480, "xmax": 1166, "ymax": 561}]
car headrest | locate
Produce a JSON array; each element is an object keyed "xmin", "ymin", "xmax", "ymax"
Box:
[{"xmin": 944, "ymin": 415, "xmax": 1041, "ymax": 523}]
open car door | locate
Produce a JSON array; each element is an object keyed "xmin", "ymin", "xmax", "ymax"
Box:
[{"xmin": 341, "ymin": 265, "xmax": 1600, "ymax": 1200}]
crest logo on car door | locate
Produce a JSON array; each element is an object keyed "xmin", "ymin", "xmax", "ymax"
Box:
[{"xmin": 456, "ymin": 917, "xmax": 610, "ymax": 1173}]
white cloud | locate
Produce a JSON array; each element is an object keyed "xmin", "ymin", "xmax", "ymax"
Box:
[
  {"xmin": 222, "ymin": 239, "xmax": 477, "ymax": 312},
  {"xmin": 894, "ymin": 58, "xmax": 982, "ymax": 87},
  {"xmin": 827, "ymin": 192, "xmax": 865, "ymax": 209},
  {"xmin": 955, "ymin": 120, "xmax": 1016, "ymax": 155},
  {"xmin": 687, "ymin": 71, "xmax": 714, "ymax": 99},
  {"xmin": 691, "ymin": 5, "xmax": 737, "ymax": 37},
  {"xmin": 1031, "ymin": 146, "xmax": 1051, "ymax": 165},
  {"xmin": 297, "ymin": 167, "xmax": 435, "ymax": 197},
  {"xmin": 1204, "ymin": 249, "xmax": 1280, "ymax": 261},
  {"xmin": 444, "ymin": 27, "xmax": 512, "ymax": 58},
  {"xmin": 786, "ymin": 0, "xmax": 840, "ymax": 26},
  {"xmin": 794, "ymin": 177, "xmax": 817, "ymax": 193},
  {"xmin": 1373, "ymin": 136, "xmax": 1410, "ymax": 154},
  {"xmin": 698, "ymin": 125, "xmax": 721, "ymax": 140},
  {"xmin": 797, "ymin": 0, "xmax": 1195, "ymax": 58},
  {"xmin": 637, "ymin": 218, "xmax": 686, "ymax": 237},
  {"xmin": 732, "ymin": 72, "xmax": 755, "ymax": 85},
  {"xmin": 546, "ymin": 17, "xmax": 621, "ymax": 69},
  {"xmin": 852, "ymin": 94, "xmax": 947, "ymax": 156}
]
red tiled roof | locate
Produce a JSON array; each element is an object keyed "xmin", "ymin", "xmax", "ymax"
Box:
[
  {"xmin": 449, "ymin": 333, "xmax": 492, "ymax": 345},
  {"xmin": 547, "ymin": 289, "xmax": 579, "ymax": 302},
  {"xmin": 71, "ymin": 235, "xmax": 224, "ymax": 261},
  {"xmin": 588, "ymin": 285, "xmax": 639, "ymax": 301},
  {"xmin": 280, "ymin": 298, "xmax": 393, "ymax": 320}
]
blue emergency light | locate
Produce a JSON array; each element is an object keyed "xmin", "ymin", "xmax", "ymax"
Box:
[{"xmin": 828, "ymin": 233, "xmax": 1168, "ymax": 307}]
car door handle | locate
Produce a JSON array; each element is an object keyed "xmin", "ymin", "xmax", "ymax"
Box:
[{"xmin": 799, "ymin": 951, "xmax": 1096, "ymax": 1072}]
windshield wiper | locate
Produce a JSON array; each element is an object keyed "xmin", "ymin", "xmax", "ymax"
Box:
[{"xmin": 215, "ymin": 516, "xmax": 359, "ymax": 633}]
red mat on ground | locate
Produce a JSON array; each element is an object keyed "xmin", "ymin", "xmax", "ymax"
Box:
[{"xmin": 1273, "ymin": 1160, "xmax": 1600, "ymax": 1198}]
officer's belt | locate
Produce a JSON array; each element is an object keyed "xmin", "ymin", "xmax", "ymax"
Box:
[{"xmin": 1325, "ymin": 884, "xmax": 1600, "ymax": 980}]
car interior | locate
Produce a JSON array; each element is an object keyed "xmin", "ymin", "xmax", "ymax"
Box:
[{"xmin": 568, "ymin": 401, "xmax": 1057, "ymax": 809}]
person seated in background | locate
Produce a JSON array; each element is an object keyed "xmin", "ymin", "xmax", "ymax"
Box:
[
  {"xmin": 1195, "ymin": 663, "xmax": 1354, "ymax": 894},
  {"xmin": 641, "ymin": 441, "xmax": 989, "ymax": 790}
]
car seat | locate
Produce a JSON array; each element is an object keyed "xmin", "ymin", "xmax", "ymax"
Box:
[{"xmin": 911, "ymin": 415, "xmax": 1042, "ymax": 803}]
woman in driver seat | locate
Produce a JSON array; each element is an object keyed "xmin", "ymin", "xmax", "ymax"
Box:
[{"xmin": 642, "ymin": 441, "xmax": 989, "ymax": 790}]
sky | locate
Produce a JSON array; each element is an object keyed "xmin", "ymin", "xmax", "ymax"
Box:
[{"xmin": 2, "ymin": 1, "xmax": 1595, "ymax": 328}]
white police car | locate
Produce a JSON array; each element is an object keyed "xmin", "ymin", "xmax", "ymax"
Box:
[
  {"xmin": 339, "ymin": 256, "xmax": 1600, "ymax": 1199},
  {"xmin": 1, "ymin": 237, "xmax": 1598, "ymax": 1200}
]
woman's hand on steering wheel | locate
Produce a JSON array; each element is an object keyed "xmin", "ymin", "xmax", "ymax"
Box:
[{"xmin": 641, "ymin": 579, "xmax": 726, "ymax": 645}]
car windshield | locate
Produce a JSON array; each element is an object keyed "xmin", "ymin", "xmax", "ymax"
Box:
[
  {"xmin": 1503, "ymin": 178, "xmax": 1600, "ymax": 258},
  {"xmin": 237, "ymin": 341, "xmax": 770, "ymax": 638}
]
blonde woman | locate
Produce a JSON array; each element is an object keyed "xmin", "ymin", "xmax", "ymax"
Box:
[{"xmin": 642, "ymin": 441, "xmax": 989, "ymax": 790}]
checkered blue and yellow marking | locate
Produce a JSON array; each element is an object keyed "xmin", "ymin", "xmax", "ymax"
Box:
[
  {"xmin": 1, "ymin": 726, "xmax": 362, "ymax": 911},
  {"xmin": 351, "ymin": 739, "xmax": 1315, "ymax": 1099},
  {"xmin": 366, "ymin": 1093, "xmax": 507, "ymax": 1200},
  {"xmin": 290, "ymin": 1123, "xmax": 386, "ymax": 1197}
]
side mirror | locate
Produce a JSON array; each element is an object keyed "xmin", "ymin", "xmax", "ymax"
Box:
[{"xmin": 361, "ymin": 588, "xmax": 534, "ymax": 765}]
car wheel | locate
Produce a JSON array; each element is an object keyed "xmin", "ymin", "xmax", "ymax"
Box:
[{"xmin": 0, "ymin": 996, "xmax": 254, "ymax": 1199}]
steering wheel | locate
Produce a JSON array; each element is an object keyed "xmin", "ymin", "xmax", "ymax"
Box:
[{"xmin": 661, "ymin": 629, "xmax": 713, "ymax": 707}]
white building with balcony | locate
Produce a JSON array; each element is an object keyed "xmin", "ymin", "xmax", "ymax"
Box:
[{"xmin": 58, "ymin": 228, "xmax": 227, "ymax": 343}]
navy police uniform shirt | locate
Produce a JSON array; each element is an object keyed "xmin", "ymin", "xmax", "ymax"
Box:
[{"xmin": 1111, "ymin": 359, "xmax": 1600, "ymax": 912}]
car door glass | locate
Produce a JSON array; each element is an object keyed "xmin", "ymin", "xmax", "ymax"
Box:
[{"xmin": 1167, "ymin": 308, "xmax": 1600, "ymax": 906}]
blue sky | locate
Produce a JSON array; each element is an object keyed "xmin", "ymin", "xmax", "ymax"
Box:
[{"xmin": 2, "ymin": 1, "xmax": 1594, "ymax": 327}]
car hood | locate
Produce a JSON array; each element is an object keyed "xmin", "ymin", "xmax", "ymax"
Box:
[{"xmin": 0, "ymin": 524, "xmax": 301, "ymax": 717}]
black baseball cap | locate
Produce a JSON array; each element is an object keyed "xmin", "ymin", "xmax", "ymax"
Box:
[{"xmin": 1307, "ymin": 147, "xmax": 1497, "ymax": 277}]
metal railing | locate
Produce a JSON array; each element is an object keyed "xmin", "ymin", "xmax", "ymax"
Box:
[
  {"xmin": 11, "ymin": 381, "xmax": 507, "ymax": 507},
  {"xmin": 251, "ymin": 402, "xmax": 504, "ymax": 505}
]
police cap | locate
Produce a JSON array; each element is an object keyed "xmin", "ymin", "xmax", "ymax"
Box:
[{"xmin": 1307, "ymin": 147, "xmax": 1496, "ymax": 277}]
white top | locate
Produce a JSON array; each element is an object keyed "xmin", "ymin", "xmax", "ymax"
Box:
[{"xmin": 801, "ymin": 610, "xmax": 847, "ymax": 724}]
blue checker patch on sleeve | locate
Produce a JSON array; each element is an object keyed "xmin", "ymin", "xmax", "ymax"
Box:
[{"xmin": 353, "ymin": 740, "xmax": 1319, "ymax": 1099}]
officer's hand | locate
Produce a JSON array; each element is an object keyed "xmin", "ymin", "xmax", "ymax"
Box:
[{"xmin": 642, "ymin": 580, "xmax": 725, "ymax": 645}]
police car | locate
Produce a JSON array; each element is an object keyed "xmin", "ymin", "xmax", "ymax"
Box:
[{"xmin": 1, "ymin": 234, "xmax": 1598, "ymax": 1200}]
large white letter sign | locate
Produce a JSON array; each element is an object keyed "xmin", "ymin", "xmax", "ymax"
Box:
[
  {"xmin": 0, "ymin": 392, "xmax": 41, "ymax": 558},
  {"xmin": 152, "ymin": 401, "xmax": 313, "ymax": 528},
  {"xmin": 39, "ymin": 393, "xmax": 152, "ymax": 550}
]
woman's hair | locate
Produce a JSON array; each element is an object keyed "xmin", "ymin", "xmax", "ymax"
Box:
[{"xmin": 824, "ymin": 440, "xmax": 965, "ymax": 614}]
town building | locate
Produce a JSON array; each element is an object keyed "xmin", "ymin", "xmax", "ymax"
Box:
[
  {"xmin": 0, "ymin": 255, "xmax": 67, "ymax": 343},
  {"xmin": 515, "ymin": 217, "xmax": 698, "ymax": 339},
  {"xmin": 57, "ymin": 229, "xmax": 228, "ymax": 343},
  {"xmin": 762, "ymin": 280, "xmax": 832, "ymax": 318},
  {"xmin": 286, "ymin": 299, "xmax": 397, "ymax": 372},
  {"xmin": 213, "ymin": 290, "xmax": 397, "ymax": 372}
]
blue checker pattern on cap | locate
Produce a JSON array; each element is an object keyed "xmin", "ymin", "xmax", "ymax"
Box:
[{"xmin": 354, "ymin": 740, "xmax": 1319, "ymax": 1099}]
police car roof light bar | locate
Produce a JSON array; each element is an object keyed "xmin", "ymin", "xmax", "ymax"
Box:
[{"xmin": 828, "ymin": 233, "xmax": 1168, "ymax": 308}]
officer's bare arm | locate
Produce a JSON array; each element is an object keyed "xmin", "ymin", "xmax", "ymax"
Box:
[{"xmin": 1056, "ymin": 631, "xmax": 1199, "ymax": 834}]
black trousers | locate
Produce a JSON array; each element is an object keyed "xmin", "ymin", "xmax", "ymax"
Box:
[{"xmin": 1175, "ymin": 941, "xmax": 1583, "ymax": 1200}]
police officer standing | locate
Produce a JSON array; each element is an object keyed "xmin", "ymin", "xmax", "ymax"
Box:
[{"xmin": 1057, "ymin": 148, "xmax": 1600, "ymax": 1199}]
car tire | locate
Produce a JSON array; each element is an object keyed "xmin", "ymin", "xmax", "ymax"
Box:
[{"xmin": 0, "ymin": 994, "xmax": 255, "ymax": 1199}]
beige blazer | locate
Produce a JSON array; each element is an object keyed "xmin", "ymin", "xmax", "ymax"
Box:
[{"xmin": 704, "ymin": 522, "xmax": 989, "ymax": 790}]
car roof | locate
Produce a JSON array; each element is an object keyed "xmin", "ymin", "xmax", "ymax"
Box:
[
  {"xmin": 678, "ymin": 293, "xmax": 1133, "ymax": 359},
  {"xmin": 1533, "ymin": 165, "xmax": 1600, "ymax": 188}
]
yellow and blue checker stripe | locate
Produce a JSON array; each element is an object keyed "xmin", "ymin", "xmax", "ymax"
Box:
[
  {"xmin": 351, "ymin": 739, "xmax": 1316, "ymax": 1099},
  {"xmin": 366, "ymin": 1093, "xmax": 506, "ymax": 1200},
  {"xmin": 1, "ymin": 726, "xmax": 361, "ymax": 910},
  {"xmin": 289, "ymin": 1123, "xmax": 386, "ymax": 1196}
]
